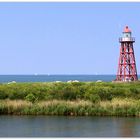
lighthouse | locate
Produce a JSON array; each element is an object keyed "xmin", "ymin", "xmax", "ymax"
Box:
[{"xmin": 116, "ymin": 26, "xmax": 138, "ymax": 82}]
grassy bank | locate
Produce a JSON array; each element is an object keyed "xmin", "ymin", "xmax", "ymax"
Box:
[
  {"xmin": 0, "ymin": 81, "xmax": 140, "ymax": 116},
  {"xmin": 0, "ymin": 99, "xmax": 140, "ymax": 116}
]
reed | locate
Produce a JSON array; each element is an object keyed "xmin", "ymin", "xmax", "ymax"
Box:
[
  {"xmin": 0, "ymin": 100, "xmax": 31, "ymax": 115},
  {"xmin": 0, "ymin": 99, "xmax": 140, "ymax": 116}
]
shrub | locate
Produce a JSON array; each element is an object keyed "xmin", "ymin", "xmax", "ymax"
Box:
[
  {"xmin": 110, "ymin": 87, "xmax": 126, "ymax": 98},
  {"xmin": 130, "ymin": 87, "xmax": 139, "ymax": 94},
  {"xmin": 25, "ymin": 93, "xmax": 37, "ymax": 103},
  {"xmin": 63, "ymin": 86, "xmax": 77, "ymax": 100},
  {"xmin": 89, "ymin": 94, "xmax": 100, "ymax": 103},
  {"xmin": 98, "ymin": 88, "xmax": 113, "ymax": 101},
  {"xmin": 0, "ymin": 90, "xmax": 8, "ymax": 99}
]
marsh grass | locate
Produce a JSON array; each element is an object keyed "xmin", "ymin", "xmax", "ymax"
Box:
[
  {"xmin": 0, "ymin": 99, "xmax": 140, "ymax": 116},
  {"xmin": 0, "ymin": 100, "xmax": 31, "ymax": 115}
]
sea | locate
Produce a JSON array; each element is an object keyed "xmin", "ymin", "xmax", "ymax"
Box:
[
  {"xmin": 0, "ymin": 74, "xmax": 139, "ymax": 83},
  {"xmin": 0, "ymin": 74, "xmax": 140, "ymax": 83},
  {"xmin": 0, "ymin": 75, "xmax": 117, "ymax": 83}
]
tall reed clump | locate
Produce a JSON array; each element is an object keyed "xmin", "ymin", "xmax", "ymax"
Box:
[
  {"xmin": 0, "ymin": 100, "xmax": 32, "ymax": 115},
  {"xmin": 99, "ymin": 98, "xmax": 140, "ymax": 116}
]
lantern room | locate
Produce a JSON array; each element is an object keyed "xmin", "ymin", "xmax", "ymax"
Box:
[
  {"xmin": 119, "ymin": 26, "xmax": 135, "ymax": 42},
  {"xmin": 123, "ymin": 26, "xmax": 131, "ymax": 38}
]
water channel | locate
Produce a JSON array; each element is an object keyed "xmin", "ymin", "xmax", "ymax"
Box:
[{"xmin": 0, "ymin": 116, "xmax": 140, "ymax": 137}]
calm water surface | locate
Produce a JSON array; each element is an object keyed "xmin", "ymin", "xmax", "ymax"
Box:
[{"xmin": 0, "ymin": 116, "xmax": 140, "ymax": 137}]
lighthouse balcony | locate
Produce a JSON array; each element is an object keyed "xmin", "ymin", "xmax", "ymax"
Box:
[{"xmin": 119, "ymin": 37, "xmax": 135, "ymax": 42}]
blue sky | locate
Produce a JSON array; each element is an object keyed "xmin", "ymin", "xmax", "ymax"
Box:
[{"xmin": 0, "ymin": 2, "xmax": 140, "ymax": 75}]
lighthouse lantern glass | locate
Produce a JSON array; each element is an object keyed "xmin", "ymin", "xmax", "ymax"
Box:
[{"xmin": 123, "ymin": 32, "xmax": 131, "ymax": 38}]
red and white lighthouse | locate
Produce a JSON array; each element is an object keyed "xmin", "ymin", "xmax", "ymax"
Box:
[{"xmin": 116, "ymin": 26, "xmax": 138, "ymax": 81}]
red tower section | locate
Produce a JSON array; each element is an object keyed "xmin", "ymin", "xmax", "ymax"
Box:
[{"xmin": 116, "ymin": 26, "xmax": 138, "ymax": 81}]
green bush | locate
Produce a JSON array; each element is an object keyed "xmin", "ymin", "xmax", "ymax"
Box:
[
  {"xmin": 84, "ymin": 87, "xmax": 101, "ymax": 103},
  {"xmin": 63, "ymin": 86, "xmax": 77, "ymax": 100},
  {"xmin": 0, "ymin": 90, "xmax": 8, "ymax": 99},
  {"xmin": 89, "ymin": 94, "xmax": 100, "ymax": 103},
  {"xmin": 98, "ymin": 88, "xmax": 113, "ymax": 101},
  {"xmin": 25, "ymin": 93, "xmax": 37, "ymax": 103}
]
